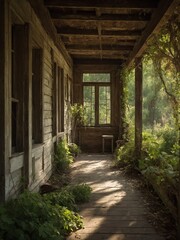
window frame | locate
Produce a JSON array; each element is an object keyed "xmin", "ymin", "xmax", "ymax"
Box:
[
  {"xmin": 32, "ymin": 47, "xmax": 43, "ymax": 144},
  {"xmin": 82, "ymin": 73, "xmax": 112, "ymax": 127}
]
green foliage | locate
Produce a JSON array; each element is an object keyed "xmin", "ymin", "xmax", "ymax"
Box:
[
  {"xmin": 67, "ymin": 184, "xmax": 92, "ymax": 204},
  {"xmin": 70, "ymin": 103, "xmax": 87, "ymax": 141},
  {"xmin": 145, "ymin": 8, "xmax": 180, "ymax": 127},
  {"xmin": 54, "ymin": 139, "xmax": 73, "ymax": 172},
  {"xmin": 139, "ymin": 128, "xmax": 179, "ymax": 189},
  {"xmin": 44, "ymin": 184, "xmax": 92, "ymax": 209},
  {"xmin": 70, "ymin": 104, "xmax": 86, "ymax": 127},
  {"xmin": 68, "ymin": 143, "xmax": 81, "ymax": 157},
  {"xmin": 115, "ymin": 126, "xmax": 179, "ymax": 194},
  {"xmin": 156, "ymin": 126, "xmax": 178, "ymax": 154},
  {"xmin": 115, "ymin": 140, "xmax": 135, "ymax": 167},
  {"xmin": 0, "ymin": 191, "xmax": 83, "ymax": 240},
  {"xmin": 44, "ymin": 189, "xmax": 77, "ymax": 211}
]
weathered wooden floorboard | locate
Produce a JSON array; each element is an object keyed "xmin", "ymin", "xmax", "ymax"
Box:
[{"xmin": 67, "ymin": 154, "xmax": 165, "ymax": 240}]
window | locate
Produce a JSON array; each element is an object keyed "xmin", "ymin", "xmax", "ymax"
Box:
[
  {"xmin": 99, "ymin": 86, "xmax": 111, "ymax": 124},
  {"xmin": 83, "ymin": 73, "xmax": 111, "ymax": 126},
  {"xmin": 83, "ymin": 86, "xmax": 95, "ymax": 126},
  {"xmin": 11, "ymin": 25, "xmax": 25, "ymax": 153},
  {"xmin": 32, "ymin": 48, "xmax": 43, "ymax": 144},
  {"xmin": 83, "ymin": 73, "xmax": 110, "ymax": 83}
]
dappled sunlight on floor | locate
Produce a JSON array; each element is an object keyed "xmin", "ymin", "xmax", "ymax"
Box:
[{"xmin": 67, "ymin": 154, "xmax": 164, "ymax": 240}]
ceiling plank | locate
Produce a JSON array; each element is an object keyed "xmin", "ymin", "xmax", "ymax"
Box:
[
  {"xmin": 65, "ymin": 44, "xmax": 134, "ymax": 51},
  {"xmin": 57, "ymin": 27, "xmax": 142, "ymax": 37},
  {"xmin": 62, "ymin": 36, "xmax": 137, "ymax": 45},
  {"xmin": 44, "ymin": 0, "xmax": 158, "ymax": 9},
  {"xmin": 126, "ymin": 0, "xmax": 179, "ymax": 66},
  {"xmin": 50, "ymin": 12, "xmax": 151, "ymax": 22},
  {"xmin": 74, "ymin": 58, "xmax": 123, "ymax": 65}
]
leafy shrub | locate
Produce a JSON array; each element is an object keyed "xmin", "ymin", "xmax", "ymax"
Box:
[
  {"xmin": 44, "ymin": 189, "xmax": 77, "ymax": 211},
  {"xmin": 139, "ymin": 129, "xmax": 179, "ymax": 189},
  {"xmin": 68, "ymin": 143, "xmax": 81, "ymax": 157},
  {"xmin": 115, "ymin": 139, "xmax": 136, "ymax": 167},
  {"xmin": 54, "ymin": 139, "xmax": 73, "ymax": 172},
  {"xmin": 0, "ymin": 191, "xmax": 83, "ymax": 240},
  {"xmin": 67, "ymin": 184, "xmax": 92, "ymax": 204},
  {"xmin": 157, "ymin": 126, "xmax": 178, "ymax": 153}
]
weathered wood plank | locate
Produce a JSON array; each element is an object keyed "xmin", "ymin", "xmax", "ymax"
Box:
[
  {"xmin": 66, "ymin": 44, "xmax": 133, "ymax": 51},
  {"xmin": 57, "ymin": 27, "xmax": 142, "ymax": 37},
  {"xmin": 0, "ymin": 0, "xmax": 7, "ymax": 201},
  {"xmin": 10, "ymin": 153, "xmax": 24, "ymax": 173},
  {"xmin": 44, "ymin": 0, "xmax": 158, "ymax": 9},
  {"xmin": 50, "ymin": 12, "xmax": 151, "ymax": 22},
  {"xmin": 74, "ymin": 59, "xmax": 122, "ymax": 65},
  {"xmin": 22, "ymin": 23, "xmax": 32, "ymax": 187}
]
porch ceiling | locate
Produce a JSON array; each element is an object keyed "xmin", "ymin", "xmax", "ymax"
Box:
[{"xmin": 44, "ymin": 0, "xmax": 178, "ymax": 65}]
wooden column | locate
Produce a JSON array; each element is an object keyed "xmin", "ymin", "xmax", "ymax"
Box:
[
  {"xmin": 135, "ymin": 58, "xmax": 143, "ymax": 158},
  {"xmin": 0, "ymin": 0, "xmax": 10, "ymax": 202},
  {"xmin": 25, "ymin": 23, "xmax": 32, "ymax": 187},
  {"xmin": 0, "ymin": 0, "xmax": 6, "ymax": 202},
  {"xmin": 119, "ymin": 68, "xmax": 125, "ymax": 140}
]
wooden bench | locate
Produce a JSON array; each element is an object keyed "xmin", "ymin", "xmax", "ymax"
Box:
[{"xmin": 102, "ymin": 135, "xmax": 114, "ymax": 153}]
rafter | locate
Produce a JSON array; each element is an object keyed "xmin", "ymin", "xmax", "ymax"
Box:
[
  {"xmin": 65, "ymin": 44, "xmax": 134, "ymax": 51},
  {"xmin": 68, "ymin": 50, "xmax": 130, "ymax": 56},
  {"xmin": 50, "ymin": 11, "xmax": 151, "ymax": 22},
  {"xmin": 73, "ymin": 58, "xmax": 123, "ymax": 65},
  {"xmin": 56, "ymin": 27, "xmax": 142, "ymax": 37},
  {"xmin": 44, "ymin": 0, "xmax": 158, "ymax": 9}
]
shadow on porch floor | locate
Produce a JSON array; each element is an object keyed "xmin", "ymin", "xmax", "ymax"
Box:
[{"xmin": 67, "ymin": 154, "xmax": 165, "ymax": 240}]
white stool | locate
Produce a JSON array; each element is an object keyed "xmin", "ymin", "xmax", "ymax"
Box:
[{"xmin": 102, "ymin": 135, "xmax": 114, "ymax": 153}]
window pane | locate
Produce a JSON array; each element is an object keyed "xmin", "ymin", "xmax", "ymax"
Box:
[
  {"xmin": 83, "ymin": 86, "xmax": 95, "ymax": 126},
  {"xmin": 99, "ymin": 86, "xmax": 111, "ymax": 124},
  {"xmin": 83, "ymin": 73, "xmax": 110, "ymax": 82}
]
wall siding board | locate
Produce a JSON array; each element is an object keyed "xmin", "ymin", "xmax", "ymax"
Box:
[{"xmin": 2, "ymin": 0, "xmax": 73, "ymax": 199}]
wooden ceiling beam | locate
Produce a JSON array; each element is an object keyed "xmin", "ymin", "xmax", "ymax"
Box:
[
  {"xmin": 73, "ymin": 58, "xmax": 123, "ymax": 65},
  {"xmin": 68, "ymin": 50, "xmax": 130, "ymax": 56},
  {"xmin": 65, "ymin": 44, "xmax": 133, "ymax": 51},
  {"xmin": 57, "ymin": 27, "xmax": 142, "ymax": 37},
  {"xmin": 62, "ymin": 36, "xmax": 136, "ymax": 45},
  {"xmin": 44, "ymin": 0, "xmax": 158, "ymax": 9},
  {"xmin": 50, "ymin": 12, "xmax": 151, "ymax": 22}
]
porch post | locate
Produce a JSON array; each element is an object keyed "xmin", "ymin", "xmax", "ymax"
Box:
[
  {"xmin": 0, "ymin": 0, "xmax": 9, "ymax": 201},
  {"xmin": 135, "ymin": 58, "xmax": 143, "ymax": 159},
  {"xmin": 23, "ymin": 23, "xmax": 32, "ymax": 187}
]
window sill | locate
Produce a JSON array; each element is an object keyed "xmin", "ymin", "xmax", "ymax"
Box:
[
  {"xmin": 10, "ymin": 151, "xmax": 24, "ymax": 158},
  {"xmin": 32, "ymin": 143, "xmax": 44, "ymax": 150}
]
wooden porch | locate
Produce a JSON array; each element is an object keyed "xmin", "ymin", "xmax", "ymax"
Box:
[{"xmin": 0, "ymin": 0, "xmax": 179, "ymax": 238}]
